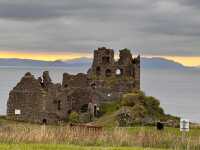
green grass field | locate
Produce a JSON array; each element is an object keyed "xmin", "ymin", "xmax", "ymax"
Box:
[
  {"xmin": 0, "ymin": 144, "xmax": 166, "ymax": 150},
  {"xmin": 0, "ymin": 117, "xmax": 200, "ymax": 150}
]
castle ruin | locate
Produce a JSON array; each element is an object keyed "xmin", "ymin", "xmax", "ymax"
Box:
[{"xmin": 7, "ymin": 47, "xmax": 140, "ymax": 124}]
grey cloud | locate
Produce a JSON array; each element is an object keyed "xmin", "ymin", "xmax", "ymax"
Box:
[
  {"xmin": 0, "ymin": 0, "xmax": 200, "ymax": 56},
  {"xmin": 0, "ymin": 0, "xmax": 151, "ymax": 21},
  {"xmin": 179, "ymin": 0, "xmax": 200, "ymax": 8}
]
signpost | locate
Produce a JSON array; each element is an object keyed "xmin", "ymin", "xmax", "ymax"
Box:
[{"xmin": 180, "ymin": 119, "xmax": 189, "ymax": 132}]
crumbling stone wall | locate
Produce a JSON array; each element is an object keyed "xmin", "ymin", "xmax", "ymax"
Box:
[
  {"xmin": 7, "ymin": 72, "xmax": 62, "ymax": 124},
  {"xmin": 7, "ymin": 72, "xmax": 101, "ymax": 124},
  {"xmin": 62, "ymin": 73, "xmax": 90, "ymax": 88},
  {"xmin": 7, "ymin": 72, "xmax": 48, "ymax": 123}
]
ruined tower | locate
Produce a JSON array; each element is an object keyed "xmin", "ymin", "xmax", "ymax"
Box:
[
  {"xmin": 88, "ymin": 47, "xmax": 140, "ymax": 90},
  {"xmin": 90, "ymin": 47, "xmax": 115, "ymax": 77}
]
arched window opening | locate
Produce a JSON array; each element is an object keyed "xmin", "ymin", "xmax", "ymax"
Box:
[
  {"xmin": 68, "ymin": 110, "xmax": 72, "ymax": 114},
  {"xmin": 58, "ymin": 100, "xmax": 61, "ymax": 110},
  {"xmin": 94, "ymin": 105, "xmax": 97, "ymax": 117},
  {"xmin": 105, "ymin": 69, "xmax": 112, "ymax": 77},
  {"xmin": 120, "ymin": 69, "xmax": 124, "ymax": 75},
  {"xmin": 42, "ymin": 119, "xmax": 47, "ymax": 125},
  {"xmin": 96, "ymin": 67, "xmax": 101, "ymax": 76},
  {"xmin": 91, "ymin": 83, "xmax": 96, "ymax": 89},
  {"xmin": 116, "ymin": 69, "xmax": 122, "ymax": 76},
  {"xmin": 107, "ymin": 93, "xmax": 111, "ymax": 97}
]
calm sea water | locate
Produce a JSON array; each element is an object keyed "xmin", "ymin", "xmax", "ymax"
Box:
[{"xmin": 0, "ymin": 66, "xmax": 200, "ymax": 123}]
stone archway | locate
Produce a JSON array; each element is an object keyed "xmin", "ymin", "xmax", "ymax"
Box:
[
  {"xmin": 116, "ymin": 68, "xmax": 123, "ymax": 76},
  {"xmin": 42, "ymin": 119, "xmax": 47, "ymax": 125},
  {"xmin": 116, "ymin": 69, "xmax": 121, "ymax": 75}
]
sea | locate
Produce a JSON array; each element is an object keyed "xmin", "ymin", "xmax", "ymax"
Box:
[{"xmin": 0, "ymin": 66, "xmax": 200, "ymax": 123}]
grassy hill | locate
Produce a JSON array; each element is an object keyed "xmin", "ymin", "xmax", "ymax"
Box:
[{"xmin": 94, "ymin": 91, "xmax": 179, "ymax": 127}]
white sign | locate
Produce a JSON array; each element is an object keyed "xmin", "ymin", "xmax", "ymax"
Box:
[
  {"xmin": 180, "ymin": 119, "xmax": 189, "ymax": 132},
  {"xmin": 15, "ymin": 109, "xmax": 21, "ymax": 115}
]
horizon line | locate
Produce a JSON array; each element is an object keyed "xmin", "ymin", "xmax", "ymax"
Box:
[{"xmin": 0, "ymin": 54, "xmax": 199, "ymax": 67}]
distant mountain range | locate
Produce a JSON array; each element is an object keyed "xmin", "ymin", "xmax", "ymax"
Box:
[
  {"xmin": 0, "ymin": 57, "xmax": 91, "ymax": 67},
  {"xmin": 141, "ymin": 57, "xmax": 186, "ymax": 69},
  {"xmin": 0, "ymin": 57, "xmax": 190, "ymax": 69}
]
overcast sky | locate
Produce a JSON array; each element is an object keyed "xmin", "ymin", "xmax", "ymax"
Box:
[{"xmin": 0, "ymin": 0, "xmax": 200, "ymax": 56}]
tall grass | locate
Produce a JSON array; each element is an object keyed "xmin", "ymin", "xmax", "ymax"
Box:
[{"xmin": 0, "ymin": 124, "xmax": 200, "ymax": 150}]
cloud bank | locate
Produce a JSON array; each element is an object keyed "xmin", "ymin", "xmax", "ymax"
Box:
[{"xmin": 0, "ymin": 0, "xmax": 200, "ymax": 56}]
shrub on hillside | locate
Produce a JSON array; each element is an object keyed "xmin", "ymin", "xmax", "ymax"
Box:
[
  {"xmin": 99, "ymin": 91, "xmax": 179, "ymax": 127},
  {"xmin": 68, "ymin": 111, "xmax": 80, "ymax": 123},
  {"xmin": 120, "ymin": 91, "xmax": 165, "ymax": 121},
  {"xmin": 121, "ymin": 91, "xmax": 145, "ymax": 107},
  {"xmin": 131, "ymin": 104, "xmax": 147, "ymax": 118},
  {"xmin": 144, "ymin": 96, "xmax": 164, "ymax": 117},
  {"xmin": 101, "ymin": 101, "xmax": 120, "ymax": 114}
]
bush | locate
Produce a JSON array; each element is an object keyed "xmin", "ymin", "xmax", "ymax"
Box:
[
  {"xmin": 120, "ymin": 91, "xmax": 167, "ymax": 122},
  {"xmin": 121, "ymin": 91, "xmax": 145, "ymax": 107},
  {"xmin": 68, "ymin": 111, "xmax": 80, "ymax": 123},
  {"xmin": 101, "ymin": 101, "xmax": 120, "ymax": 114},
  {"xmin": 98, "ymin": 91, "xmax": 178, "ymax": 126},
  {"xmin": 144, "ymin": 96, "xmax": 164, "ymax": 117},
  {"xmin": 131, "ymin": 104, "xmax": 147, "ymax": 118}
]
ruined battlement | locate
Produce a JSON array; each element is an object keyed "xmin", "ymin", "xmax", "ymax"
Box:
[{"xmin": 93, "ymin": 47, "xmax": 115, "ymax": 66}]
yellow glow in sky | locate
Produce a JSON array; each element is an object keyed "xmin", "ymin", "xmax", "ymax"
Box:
[
  {"xmin": 0, "ymin": 51, "xmax": 92, "ymax": 61},
  {"xmin": 138, "ymin": 55, "xmax": 200, "ymax": 67},
  {"xmin": 163, "ymin": 56, "xmax": 200, "ymax": 67},
  {"xmin": 0, "ymin": 51, "xmax": 199, "ymax": 67}
]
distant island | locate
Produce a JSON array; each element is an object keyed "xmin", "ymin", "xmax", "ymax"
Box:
[{"xmin": 0, "ymin": 56, "xmax": 190, "ymax": 70}]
